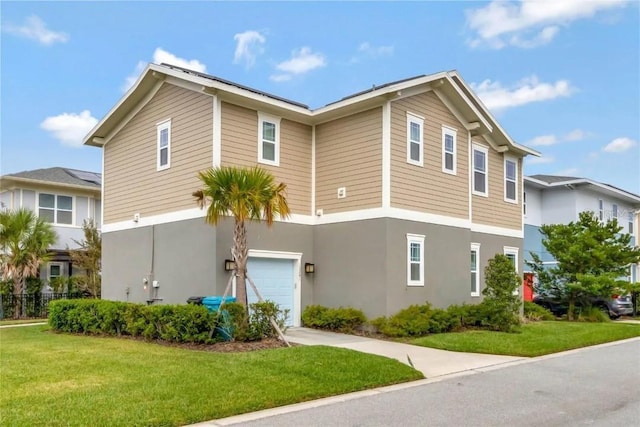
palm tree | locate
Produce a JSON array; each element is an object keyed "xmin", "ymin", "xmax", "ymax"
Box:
[
  {"xmin": 0, "ymin": 208, "xmax": 57, "ymax": 317},
  {"xmin": 193, "ymin": 166, "xmax": 290, "ymax": 306}
]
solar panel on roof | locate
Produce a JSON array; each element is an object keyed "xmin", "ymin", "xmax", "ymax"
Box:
[{"xmin": 66, "ymin": 169, "xmax": 101, "ymax": 185}]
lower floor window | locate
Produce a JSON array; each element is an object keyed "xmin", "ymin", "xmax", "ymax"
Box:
[
  {"xmin": 407, "ymin": 234, "xmax": 425, "ymax": 286},
  {"xmin": 48, "ymin": 263, "xmax": 63, "ymax": 283},
  {"xmin": 471, "ymin": 243, "xmax": 480, "ymax": 296}
]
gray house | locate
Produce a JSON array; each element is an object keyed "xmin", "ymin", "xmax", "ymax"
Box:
[{"xmin": 84, "ymin": 63, "xmax": 538, "ymax": 325}]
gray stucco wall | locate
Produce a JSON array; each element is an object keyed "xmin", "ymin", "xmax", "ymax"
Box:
[{"xmin": 471, "ymin": 231, "xmax": 524, "ymax": 296}]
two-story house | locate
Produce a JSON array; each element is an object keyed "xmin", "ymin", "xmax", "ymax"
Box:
[
  {"xmin": 84, "ymin": 63, "xmax": 538, "ymax": 325},
  {"xmin": 0, "ymin": 167, "xmax": 102, "ymax": 285},
  {"xmin": 523, "ymin": 174, "xmax": 640, "ymax": 295}
]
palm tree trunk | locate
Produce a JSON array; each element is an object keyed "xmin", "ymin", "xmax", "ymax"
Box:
[{"xmin": 233, "ymin": 219, "xmax": 249, "ymax": 307}]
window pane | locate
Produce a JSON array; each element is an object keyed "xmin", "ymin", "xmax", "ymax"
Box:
[
  {"xmin": 410, "ymin": 142, "xmax": 420, "ymax": 162},
  {"xmin": 57, "ymin": 210, "xmax": 72, "ymax": 225},
  {"xmin": 506, "ymin": 254, "xmax": 516, "ymax": 266},
  {"xmin": 160, "ymin": 147, "xmax": 168, "ymax": 166},
  {"xmin": 506, "ymin": 160, "xmax": 516, "ymax": 180},
  {"xmin": 159, "ymin": 128, "xmax": 169, "ymax": 147},
  {"xmin": 506, "ymin": 181, "xmax": 516, "ymax": 200},
  {"xmin": 39, "ymin": 209, "xmax": 54, "ymax": 223},
  {"xmin": 262, "ymin": 141, "xmax": 275, "ymax": 161},
  {"xmin": 410, "ymin": 122, "xmax": 420, "ymax": 142},
  {"xmin": 613, "ymin": 205, "xmax": 618, "ymax": 217},
  {"xmin": 474, "ymin": 151, "xmax": 485, "ymax": 172},
  {"xmin": 410, "ymin": 263, "xmax": 420, "ymax": 281},
  {"xmin": 39, "ymin": 193, "xmax": 55, "ymax": 208},
  {"xmin": 474, "ymin": 171, "xmax": 486, "ymax": 193},
  {"xmin": 263, "ymin": 122, "xmax": 276, "ymax": 142},
  {"xmin": 410, "ymin": 242, "xmax": 421, "ymax": 262},
  {"xmin": 57, "ymin": 196, "xmax": 72, "ymax": 210},
  {"xmin": 50, "ymin": 265, "xmax": 61, "ymax": 277},
  {"xmin": 471, "ymin": 251, "xmax": 477, "ymax": 270},
  {"xmin": 445, "ymin": 153, "xmax": 454, "ymax": 171},
  {"xmin": 471, "ymin": 272, "xmax": 477, "ymax": 293},
  {"xmin": 445, "ymin": 134, "xmax": 454, "ymax": 152}
]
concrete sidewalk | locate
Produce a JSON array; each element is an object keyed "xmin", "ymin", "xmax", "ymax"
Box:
[{"xmin": 284, "ymin": 327, "xmax": 523, "ymax": 378}]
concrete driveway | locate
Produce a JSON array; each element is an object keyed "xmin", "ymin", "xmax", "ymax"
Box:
[{"xmin": 284, "ymin": 327, "xmax": 523, "ymax": 378}]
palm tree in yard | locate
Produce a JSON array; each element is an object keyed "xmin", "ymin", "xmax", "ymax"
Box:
[
  {"xmin": 193, "ymin": 166, "xmax": 290, "ymax": 307},
  {"xmin": 0, "ymin": 208, "xmax": 57, "ymax": 317}
]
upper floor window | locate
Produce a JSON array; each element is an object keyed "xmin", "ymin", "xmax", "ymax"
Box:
[
  {"xmin": 39, "ymin": 193, "xmax": 72, "ymax": 225},
  {"xmin": 472, "ymin": 145, "xmax": 488, "ymax": 196},
  {"xmin": 504, "ymin": 157, "xmax": 517, "ymax": 203},
  {"xmin": 406, "ymin": 113, "xmax": 424, "ymax": 167},
  {"xmin": 598, "ymin": 199, "xmax": 604, "ymax": 221},
  {"xmin": 612, "ymin": 204, "xmax": 618, "ymax": 220},
  {"xmin": 442, "ymin": 126, "xmax": 457, "ymax": 175},
  {"xmin": 407, "ymin": 234, "xmax": 425, "ymax": 286},
  {"xmin": 629, "ymin": 212, "xmax": 634, "ymax": 234},
  {"xmin": 258, "ymin": 113, "xmax": 281, "ymax": 166},
  {"xmin": 523, "ymin": 192, "xmax": 527, "ymax": 215},
  {"xmin": 157, "ymin": 119, "xmax": 171, "ymax": 171}
]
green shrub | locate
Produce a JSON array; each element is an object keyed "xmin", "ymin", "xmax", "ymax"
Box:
[
  {"xmin": 373, "ymin": 303, "xmax": 458, "ymax": 337},
  {"xmin": 576, "ymin": 305, "xmax": 610, "ymax": 323},
  {"xmin": 446, "ymin": 304, "xmax": 483, "ymax": 329},
  {"xmin": 301, "ymin": 305, "xmax": 366, "ymax": 333},
  {"xmin": 480, "ymin": 255, "xmax": 522, "ymax": 332},
  {"xmin": 523, "ymin": 301, "xmax": 555, "ymax": 321}
]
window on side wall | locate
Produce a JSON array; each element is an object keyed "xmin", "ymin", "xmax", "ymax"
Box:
[
  {"xmin": 258, "ymin": 113, "xmax": 281, "ymax": 166},
  {"xmin": 38, "ymin": 193, "xmax": 73, "ymax": 225},
  {"xmin": 48, "ymin": 262, "xmax": 63, "ymax": 283},
  {"xmin": 407, "ymin": 234, "xmax": 425, "ymax": 286},
  {"xmin": 629, "ymin": 212, "xmax": 634, "ymax": 234},
  {"xmin": 504, "ymin": 158, "xmax": 517, "ymax": 203},
  {"xmin": 472, "ymin": 145, "xmax": 488, "ymax": 196},
  {"xmin": 504, "ymin": 246, "xmax": 519, "ymax": 295},
  {"xmin": 442, "ymin": 126, "xmax": 457, "ymax": 175},
  {"xmin": 612, "ymin": 204, "xmax": 618, "ymax": 220},
  {"xmin": 523, "ymin": 192, "xmax": 527, "ymax": 215},
  {"xmin": 157, "ymin": 119, "xmax": 171, "ymax": 171},
  {"xmin": 598, "ymin": 199, "xmax": 604, "ymax": 221},
  {"xmin": 406, "ymin": 113, "xmax": 424, "ymax": 166},
  {"xmin": 471, "ymin": 243, "xmax": 480, "ymax": 296}
]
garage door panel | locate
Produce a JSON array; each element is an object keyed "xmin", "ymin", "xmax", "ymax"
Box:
[{"xmin": 247, "ymin": 257, "xmax": 295, "ymax": 326}]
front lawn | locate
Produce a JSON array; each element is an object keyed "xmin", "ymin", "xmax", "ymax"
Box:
[
  {"xmin": 412, "ymin": 321, "xmax": 640, "ymax": 357},
  {"xmin": 0, "ymin": 326, "xmax": 422, "ymax": 426}
]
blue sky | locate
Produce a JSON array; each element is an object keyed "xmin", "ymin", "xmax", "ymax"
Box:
[{"xmin": 1, "ymin": 1, "xmax": 639, "ymax": 193}]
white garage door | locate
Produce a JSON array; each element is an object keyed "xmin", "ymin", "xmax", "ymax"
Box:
[{"xmin": 246, "ymin": 257, "xmax": 295, "ymax": 326}]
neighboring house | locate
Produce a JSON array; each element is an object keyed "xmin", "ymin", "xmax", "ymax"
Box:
[
  {"xmin": 523, "ymin": 175, "xmax": 640, "ymax": 294},
  {"xmin": 0, "ymin": 167, "xmax": 102, "ymax": 286},
  {"xmin": 84, "ymin": 63, "xmax": 538, "ymax": 325}
]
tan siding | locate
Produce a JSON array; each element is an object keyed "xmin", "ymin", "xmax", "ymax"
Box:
[
  {"xmin": 390, "ymin": 91, "xmax": 469, "ymax": 219},
  {"xmin": 471, "ymin": 140, "xmax": 522, "ymax": 230},
  {"xmin": 220, "ymin": 102, "xmax": 312, "ymax": 215},
  {"xmin": 315, "ymin": 108, "xmax": 382, "ymax": 213},
  {"xmin": 104, "ymin": 83, "xmax": 213, "ymax": 223}
]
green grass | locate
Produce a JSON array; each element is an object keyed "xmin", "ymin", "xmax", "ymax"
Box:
[
  {"xmin": 412, "ymin": 321, "xmax": 640, "ymax": 357},
  {"xmin": 0, "ymin": 326, "xmax": 422, "ymax": 426},
  {"xmin": 0, "ymin": 318, "xmax": 46, "ymax": 326}
]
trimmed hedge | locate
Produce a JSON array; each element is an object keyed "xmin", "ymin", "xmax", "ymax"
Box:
[
  {"xmin": 372, "ymin": 303, "xmax": 462, "ymax": 337},
  {"xmin": 301, "ymin": 305, "xmax": 366, "ymax": 333},
  {"xmin": 48, "ymin": 299, "xmax": 288, "ymax": 344}
]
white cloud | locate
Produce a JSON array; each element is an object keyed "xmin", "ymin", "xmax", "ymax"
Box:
[
  {"xmin": 122, "ymin": 48, "xmax": 207, "ymax": 92},
  {"xmin": 40, "ymin": 111, "xmax": 98, "ymax": 147},
  {"xmin": 526, "ymin": 128, "xmax": 589, "ymax": 146},
  {"xmin": 527, "ymin": 156, "xmax": 555, "ymax": 164},
  {"xmin": 233, "ymin": 30, "xmax": 266, "ymax": 68},
  {"xmin": 602, "ymin": 137, "xmax": 637, "ymax": 153},
  {"xmin": 351, "ymin": 42, "xmax": 395, "ymax": 62},
  {"xmin": 270, "ymin": 47, "xmax": 326, "ymax": 82},
  {"xmin": 554, "ymin": 167, "xmax": 580, "ymax": 176},
  {"xmin": 3, "ymin": 15, "xmax": 68, "ymax": 45},
  {"xmin": 466, "ymin": 0, "xmax": 628, "ymax": 49},
  {"xmin": 471, "ymin": 75, "xmax": 574, "ymax": 111}
]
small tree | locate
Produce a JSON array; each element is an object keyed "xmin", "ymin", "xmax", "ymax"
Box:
[
  {"xmin": 528, "ymin": 212, "xmax": 640, "ymax": 320},
  {"xmin": 68, "ymin": 219, "xmax": 101, "ymax": 297},
  {"xmin": 480, "ymin": 254, "xmax": 521, "ymax": 332}
]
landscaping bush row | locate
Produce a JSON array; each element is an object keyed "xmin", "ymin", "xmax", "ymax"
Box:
[
  {"xmin": 301, "ymin": 305, "xmax": 366, "ymax": 333},
  {"xmin": 49, "ymin": 299, "xmax": 288, "ymax": 344}
]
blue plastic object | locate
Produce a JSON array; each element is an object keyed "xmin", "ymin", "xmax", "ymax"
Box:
[
  {"xmin": 202, "ymin": 296, "xmax": 236, "ymax": 312},
  {"xmin": 201, "ymin": 296, "xmax": 237, "ymax": 341}
]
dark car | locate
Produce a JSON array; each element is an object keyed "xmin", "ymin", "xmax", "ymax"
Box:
[{"xmin": 533, "ymin": 294, "xmax": 633, "ymax": 319}]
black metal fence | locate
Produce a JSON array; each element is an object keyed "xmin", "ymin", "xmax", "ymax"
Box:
[{"xmin": 0, "ymin": 293, "xmax": 99, "ymax": 320}]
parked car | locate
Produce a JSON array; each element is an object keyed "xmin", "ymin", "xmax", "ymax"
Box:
[{"xmin": 533, "ymin": 294, "xmax": 633, "ymax": 319}]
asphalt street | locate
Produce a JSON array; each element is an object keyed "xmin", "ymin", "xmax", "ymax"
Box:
[{"xmin": 235, "ymin": 339, "xmax": 640, "ymax": 427}]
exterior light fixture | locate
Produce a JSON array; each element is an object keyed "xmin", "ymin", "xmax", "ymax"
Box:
[
  {"xmin": 304, "ymin": 263, "xmax": 315, "ymax": 274},
  {"xmin": 224, "ymin": 259, "xmax": 236, "ymax": 272}
]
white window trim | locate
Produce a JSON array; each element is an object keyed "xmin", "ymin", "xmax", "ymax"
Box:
[
  {"xmin": 37, "ymin": 192, "xmax": 75, "ymax": 226},
  {"xmin": 258, "ymin": 113, "xmax": 281, "ymax": 167},
  {"xmin": 504, "ymin": 156, "xmax": 518, "ymax": 204},
  {"xmin": 156, "ymin": 119, "xmax": 171, "ymax": 171},
  {"xmin": 471, "ymin": 243, "xmax": 481, "ymax": 297},
  {"xmin": 406, "ymin": 113, "xmax": 424, "ymax": 167},
  {"xmin": 504, "ymin": 246, "xmax": 520, "ymax": 295},
  {"xmin": 472, "ymin": 144, "xmax": 489, "ymax": 197},
  {"xmin": 441, "ymin": 125, "xmax": 457, "ymax": 175},
  {"xmin": 48, "ymin": 262, "xmax": 64, "ymax": 282},
  {"xmin": 407, "ymin": 233, "xmax": 425, "ymax": 287}
]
